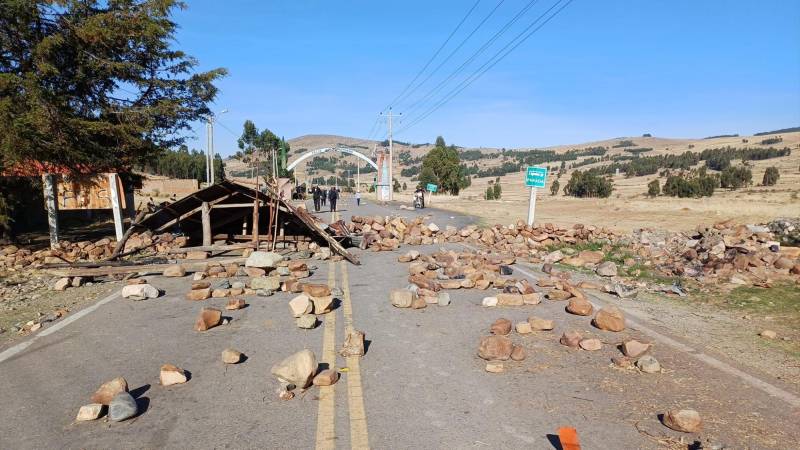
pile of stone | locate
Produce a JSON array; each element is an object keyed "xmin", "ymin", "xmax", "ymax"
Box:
[
  {"xmin": 0, "ymin": 233, "xmax": 191, "ymax": 271},
  {"xmin": 477, "ymin": 318, "xmax": 529, "ymax": 373},
  {"xmin": 348, "ymin": 216, "xmax": 616, "ymax": 256},
  {"xmin": 626, "ymin": 220, "xmax": 800, "ymax": 286},
  {"xmin": 289, "ymin": 283, "xmax": 334, "ymax": 329},
  {"xmin": 270, "ymin": 349, "xmax": 339, "ymax": 400}
]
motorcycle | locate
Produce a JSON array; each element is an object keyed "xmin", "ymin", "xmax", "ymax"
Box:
[{"xmin": 413, "ymin": 191, "xmax": 424, "ymax": 209}]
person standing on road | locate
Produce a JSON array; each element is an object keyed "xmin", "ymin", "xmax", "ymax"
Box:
[
  {"xmin": 321, "ymin": 188, "xmax": 327, "ymax": 207},
  {"xmin": 312, "ymin": 186, "xmax": 321, "ymax": 212},
  {"xmin": 355, "ymin": 190, "xmax": 361, "ymax": 206},
  {"xmin": 329, "ymin": 187, "xmax": 339, "ymax": 212}
]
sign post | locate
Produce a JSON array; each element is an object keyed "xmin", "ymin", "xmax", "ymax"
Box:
[
  {"xmin": 426, "ymin": 183, "xmax": 438, "ymax": 206},
  {"xmin": 524, "ymin": 166, "xmax": 548, "ymax": 226}
]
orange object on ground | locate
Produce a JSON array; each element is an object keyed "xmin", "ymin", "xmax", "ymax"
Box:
[{"xmin": 557, "ymin": 426, "xmax": 581, "ymax": 450}]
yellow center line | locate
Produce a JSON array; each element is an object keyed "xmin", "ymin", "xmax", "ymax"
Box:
[
  {"xmin": 340, "ymin": 261, "xmax": 370, "ymax": 449},
  {"xmin": 315, "ymin": 261, "xmax": 337, "ymax": 450}
]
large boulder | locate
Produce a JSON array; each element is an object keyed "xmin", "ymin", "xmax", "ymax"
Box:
[
  {"xmin": 477, "ymin": 335, "xmax": 514, "ymax": 361},
  {"xmin": 566, "ymin": 297, "xmax": 593, "ymax": 316},
  {"xmin": 271, "ymin": 349, "xmax": 317, "ymax": 388},
  {"xmin": 596, "ymin": 261, "xmax": 618, "ymax": 277},
  {"xmin": 289, "ymin": 294, "xmax": 313, "ymax": 317},
  {"xmin": 108, "ymin": 392, "xmax": 138, "ymax": 422},
  {"xmin": 593, "ymin": 306, "xmax": 625, "ymax": 331},
  {"xmin": 245, "ymin": 251, "xmax": 284, "ymax": 268}
]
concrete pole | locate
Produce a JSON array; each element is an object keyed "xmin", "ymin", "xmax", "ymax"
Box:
[
  {"xmin": 527, "ymin": 187, "xmax": 537, "ymax": 226},
  {"xmin": 108, "ymin": 173, "xmax": 125, "ymax": 242},
  {"xmin": 388, "ymin": 108, "xmax": 393, "ymax": 201}
]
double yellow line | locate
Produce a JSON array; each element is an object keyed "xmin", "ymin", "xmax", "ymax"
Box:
[{"xmin": 315, "ymin": 211, "xmax": 370, "ymax": 450}]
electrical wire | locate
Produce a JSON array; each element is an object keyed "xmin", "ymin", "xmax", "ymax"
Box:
[{"xmin": 395, "ymin": 0, "xmax": 574, "ymax": 136}]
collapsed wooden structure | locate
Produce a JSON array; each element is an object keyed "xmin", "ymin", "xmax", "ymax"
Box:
[{"xmin": 137, "ymin": 180, "xmax": 359, "ymax": 264}]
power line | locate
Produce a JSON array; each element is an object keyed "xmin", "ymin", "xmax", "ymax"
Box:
[
  {"xmin": 383, "ymin": 0, "xmax": 482, "ymax": 112},
  {"xmin": 402, "ymin": 0, "xmax": 541, "ymax": 118},
  {"xmin": 395, "ymin": 0, "xmax": 574, "ymax": 136},
  {"xmin": 391, "ymin": 0, "xmax": 506, "ymax": 110}
]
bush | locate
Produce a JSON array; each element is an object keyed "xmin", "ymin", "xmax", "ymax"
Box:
[
  {"xmin": 760, "ymin": 137, "xmax": 783, "ymax": 145},
  {"xmin": 563, "ymin": 170, "xmax": 613, "ymax": 198},
  {"xmin": 720, "ymin": 166, "xmax": 752, "ymax": 189},
  {"xmin": 492, "ymin": 182, "xmax": 502, "ymax": 199},
  {"xmin": 485, "ymin": 186, "xmax": 495, "ymax": 200},
  {"xmin": 550, "ymin": 180, "xmax": 560, "ymax": 196},
  {"xmin": 663, "ymin": 173, "xmax": 718, "ymax": 197},
  {"xmin": 647, "ymin": 179, "xmax": 660, "ymax": 197},
  {"xmin": 762, "ymin": 167, "xmax": 780, "ymax": 186}
]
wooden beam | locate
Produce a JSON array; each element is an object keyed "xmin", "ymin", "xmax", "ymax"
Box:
[
  {"xmin": 166, "ymin": 243, "xmax": 255, "ymax": 254},
  {"xmin": 201, "ymin": 201, "xmax": 211, "ymax": 246},
  {"xmin": 46, "ymin": 257, "xmax": 246, "ymax": 277},
  {"xmin": 211, "ymin": 202, "xmax": 265, "ymax": 209}
]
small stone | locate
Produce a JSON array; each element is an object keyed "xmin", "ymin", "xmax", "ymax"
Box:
[
  {"xmin": 313, "ymin": 369, "xmax": 340, "ymax": 386},
  {"xmin": 515, "ymin": 322, "xmax": 533, "ymax": 334},
  {"xmin": 490, "ymin": 318, "xmax": 512, "ymax": 335},
  {"xmin": 622, "ymin": 339, "xmax": 650, "ymax": 358},
  {"xmin": 53, "ymin": 277, "xmax": 71, "ymax": 291},
  {"xmin": 596, "ymin": 261, "xmax": 618, "ymax": 277},
  {"xmin": 278, "ymin": 390, "xmax": 295, "ymax": 400},
  {"xmin": 636, "ymin": 355, "xmax": 661, "ymax": 373},
  {"xmin": 222, "ymin": 348, "xmax": 243, "ymax": 364},
  {"xmin": 522, "ymin": 293, "xmax": 543, "ymax": 305},
  {"xmin": 159, "ymin": 364, "xmax": 188, "ymax": 386},
  {"xmin": 662, "ymin": 409, "xmax": 702, "ymax": 433},
  {"xmin": 477, "ymin": 335, "xmax": 514, "ymax": 360},
  {"xmin": 231, "ymin": 281, "xmax": 246, "ymax": 290},
  {"xmin": 593, "ymin": 306, "xmax": 625, "ymax": 332},
  {"xmin": 90, "ymin": 377, "xmax": 128, "ymax": 405},
  {"xmin": 289, "ymin": 294, "xmax": 313, "ymax": 317},
  {"xmin": 191, "ymin": 281, "xmax": 211, "ymax": 290},
  {"xmin": 162, "ymin": 264, "xmax": 186, "ymax": 277},
  {"xmin": 211, "ymin": 288, "xmax": 229, "ymax": 298},
  {"xmin": 225, "ymin": 298, "xmax": 246, "ymax": 310},
  {"xmin": 194, "ymin": 307, "xmax": 222, "ymax": 331},
  {"xmin": 560, "ymin": 330, "xmax": 582, "ymax": 348},
  {"xmin": 302, "ymin": 283, "xmax": 332, "ymax": 298},
  {"xmin": 121, "ymin": 283, "xmax": 159, "ymax": 299},
  {"xmin": 546, "ymin": 289, "xmax": 572, "ymax": 301},
  {"xmin": 437, "ymin": 292, "xmax": 451, "ymax": 306},
  {"xmin": 760, "ymin": 330, "xmax": 777, "ymax": 339},
  {"xmin": 243, "ymin": 267, "xmax": 266, "ymax": 277},
  {"xmin": 71, "ymin": 277, "xmax": 85, "ymax": 287},
  {"xmin": 579, "ymin": 338, "xmax": 602, "ymax": 351},
  {"xmin": 271, "ymin": 349, "xmax": 317, "ymax": 388},
  {"xmin": 510, "ymin": 345, "xmax": 526, "ymax": 361},
  {"xmin": 528, "ymin": 316, "xmax": 554, "ymax": 331},
  {"xmin": 566, "ymin": 297, "xmax": 593, "ymax": 316},
  {"xmin": 76, "ymin": 404, "xmax": 104, "ymax": 421},
  {"xmin": 311, "ymin": 295, "xmax": 334, "ymax": 314},
  {"xmin": 30, "ymin": 323, "xmax": 42, "ymax": 332},
  {"xmin": 485, "ymin": 362, "xmax": 505, "ymax": 373},
  {"xmin": 411, "ymin": 296, "xmax": 427, "ymax": 309},
  {"xmin": 250, "ymin": 276, "xmax": 281, "ymax": 291},
  {"xmin": 339, "ymin": 329, "xmax": 366, "ymax": 357},
  {"xmin": 108, "ymin": 392, "xmax": 138, "ymax": 422},
  {"xmin": 192, "ymin": 272, "xmax": 206, "ymax": 281},
  {"xmin": 612, "ymin": 356, "xmax": 633, "ymax": 368},
  {"xmin": 296, "ymin": 314, "xmax": 317, "ymax": 329},
  {"xmin": 482, "ymin": 296, "xmax": 498, "ymax": 307},
  {"xmin": 186, "ymin": 288, "xmax": 211, "ymax": 301},
  {"xmin": 390, "ymin": 289, "xmax": 415, "ymax": 308},
  {"xmin": 496, "ymin": 293, "xmax": 524, "ymax": 306}
]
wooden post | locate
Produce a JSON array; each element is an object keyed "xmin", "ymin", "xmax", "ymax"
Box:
[
  {"xmin": 108, "ymin": 173, "xmax": 125, "ymax": 242},
  {"xmin": 201, "ymin": 201, "xmax": 212, "ymax": 246},
  {"xmin": 253, "ymin": 153, "xmax": 260, "ymax": 244},
  {"xmin": 42, "ymin": 174, "xmax": 59, "ymax": 249}
]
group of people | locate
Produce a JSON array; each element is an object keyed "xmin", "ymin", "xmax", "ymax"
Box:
[{"xmin": 311, "ymin": 186, "xmax": 340, "ymax": 212}]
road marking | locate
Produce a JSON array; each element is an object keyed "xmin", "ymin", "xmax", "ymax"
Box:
[
  {"xmin": 315, "ymin": 262, "xmax": 338, "ymax": 450},
  {"xmin": 340, "ymin": 261, "xmax": 370, "ymax": 449},
  {"xmin": 510, "ymin": 263, "xmax": 800, "ymax": 409},
  {"xmin": 0, "ymin": 290, "xmax": 120, "ymax": 365}
]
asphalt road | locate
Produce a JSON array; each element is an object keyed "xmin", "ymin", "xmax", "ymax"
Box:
[{"xmin": 0, "ymin": 196, "xmax": 797, "ymax": 449}]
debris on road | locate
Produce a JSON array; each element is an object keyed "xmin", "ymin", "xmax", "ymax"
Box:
[
  {"xmin": 560, "ymin": 331, "xmax": 582, "ymax": 348},
  {"xmin": 225, "ymin": 298, "xmax": 246, "ymax": 310},
  {"xmin": 592, "ymin": 306, "xmax": 626, "ymax": 332},
  {"xmin": 477, "ymin": 335, "xmax": 513, "ymax": 361},
  {"xmin": 108, "ymin": 392, "xmax": 138, "ymax": 422},
  {"xmin": 313, "ymin": 369, "xmax": 340, "ymax": 386},
  {"xmin": 579, "ymin": 338, "xmax": 602, "ymax": 351},
  {"xmin": 485, "ymin": 362, "xmax": 505, "ymax": 373},
  {"xmin": 75, "ymin": 403, "xmax": 104, "ymax": 422},
  {"xmin": 121, "ymin": 283, "xmax": 159, "ymax": 300},
  {"xmin": 636, "ymin": 355, "xmax": 662, "ymax": 373},
  {"xmin": 489, "ymin": 318, "xmax": 512, "ymax": 335},
  {"xmin": 296, "ymin": 313, "xmax": 317, "ymax": 329},
  {"xmin": 340, "ymin": 329, "xmax": 366, "ymax": 357},
  {"xmin": 194, "ymin": 307, "xmax": 222, "ymax": 331}
]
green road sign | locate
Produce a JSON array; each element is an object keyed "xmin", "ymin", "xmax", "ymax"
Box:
[
  {"xmin": 426, "ymin": 183, "xmax": 438, "ymax": 192},
  {"xmin": 525, "ymin": 166, "xmax": 548, "ymax": 188}
]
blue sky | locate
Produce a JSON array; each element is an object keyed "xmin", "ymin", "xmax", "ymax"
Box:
[{"xmin": 175, "ymin": 0, "xmax": 800, "ymax": 155}]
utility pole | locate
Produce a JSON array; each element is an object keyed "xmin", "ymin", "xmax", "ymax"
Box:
[
  {"xmin": 380, "ymin": 108, "xmax": 401, "ymax": 201},
  {"xmin": 206, "ymin": 109, "xmax": 228, "ymax": 186}
]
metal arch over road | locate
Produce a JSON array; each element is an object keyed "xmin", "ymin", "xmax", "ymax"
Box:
[{"xmin": 286, "ymin": 147, "xmax": 379, "ymax": 172}]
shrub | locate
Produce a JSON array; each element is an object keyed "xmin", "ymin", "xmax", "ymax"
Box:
[
  {"xmin": 550, "ymin": 180, "xmax": 560, "ymax": 196},
  {"xmin": 663, "ymin": 173, "xmax": 718, "ymax": 197},
  {"xmin": 720, "ymin": 166, "xmax": 752, "ymax": 189},
  {"xmin": 563, "ymin": 170, "xmax": 613, "ymax": 198},
  {"xmin": 492, "ymin": 182, "xmax": 502, "ymax": 199},
  {"xmin": 647, "ymin": 179, "xmax": 660, "ymax": 197},
  {"xmin": 485, "ymin": 186, "xmax": 495, "ymax": 200},
  {"xmin": 762, "ymin": 167, "xmax": 780, "ymax": 186}
]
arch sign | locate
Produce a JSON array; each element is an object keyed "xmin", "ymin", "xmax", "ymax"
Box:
[{"xmin": 286, "ymin": 147, "xmax": 379, "ymax": 171}]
